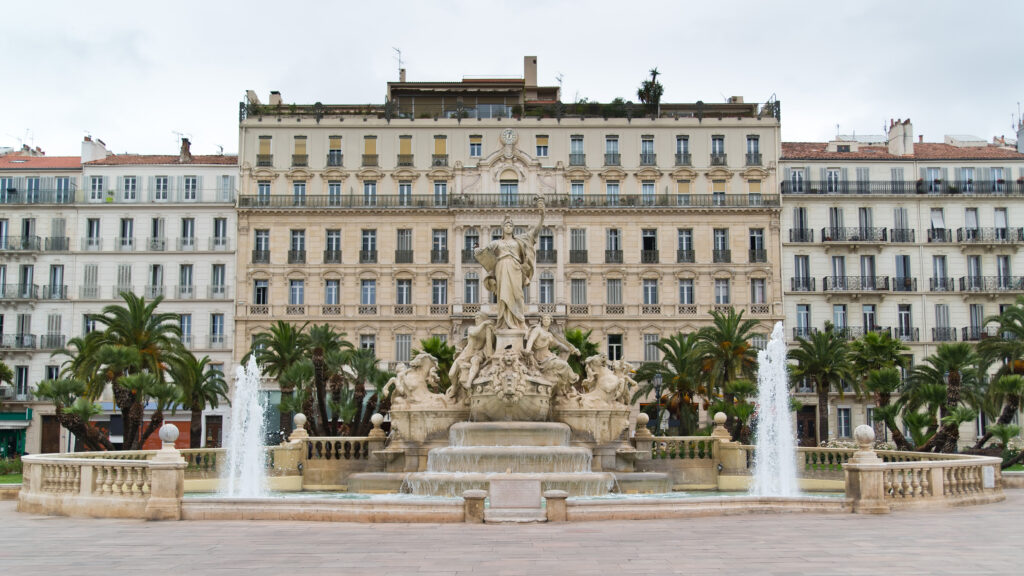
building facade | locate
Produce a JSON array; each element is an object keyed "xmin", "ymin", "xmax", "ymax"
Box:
[
  {"xmin": 780, "ymin": 119, "xmax": 1024, "ymax": 445},
  {"xmin": 235, "ymin": 58, "xmax": 785, "ymax": 399}
]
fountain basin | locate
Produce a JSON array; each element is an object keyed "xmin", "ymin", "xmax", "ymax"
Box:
[
  {"xmin": 448, "ymin": 421, "xmax": 571, "ymax": 447},
  {"xmin": 426, "ymin": 446, "xmax": 593, "ymax": 473},
  {"xmin": 403, "ymin": 471, "xmax": 616, "ymax": 498}
]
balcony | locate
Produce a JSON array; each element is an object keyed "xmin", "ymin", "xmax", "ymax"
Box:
[
  {"xmin": 1, "ymin": 334, "xmax": 36, "ymax": 349},
  {"xmin": 210, "ymin": 237, "xmax": 230, "ymax": 251},
  {"xmin": 208, "ymin": 285, "xmax": 228, "ymax": 299},
  {"xmin": 249, "ymin": 304, "xmax": 269, "ymax": 315},
  {"xmin": 431, "ymin": 154, "xmax": 448, "ymax": 167},
  {"xmin": 674, "ymin": 152, "xmax": 692, "ymax": 166},
  {"xmin": 322, "ymin": 304, "xmax": 342, "ymax": 316},
  {"xmin": 957, "ymin": 227, "xmax": 1024, "ymax": 244},
  {"xmin": 82, "ymin": 238, "xmax": 102, "ymax": 251},
  {"xmin": 176, "ymin": 285, "xmax": 195, "ymax": 299},
  {"xmin": 712, "ymin": 249, "xmax": 731, "ymax": 263},
  {"xmin": 569, "ymin": 250, "xmax": 588, "ymax": 264},
  {"xmin": 323, "ymin": 250, "xmax": 342, "ymax": 264},
  {"xmin": 208, "ymin": 334, "xmax": 227, "ymax": 349},
  {"xmin": 292, "ymin": 154, "xmax": 308, "ymax": 167},
  {"xmin": 676, "ymin": 249, "xmax": 694, "ymax": 263},
  {"xmin": 80, "ymin": 285, "xmax": 100, "ymax": 299},
  {"xmin": 928, "ymin": 228, "xmax": 952, "ymax": 243},
  {"xmin": 177, "ymin": 237, "xmax": 196, "ymax": 251},
  {"xmin": 639, "ymin": 153, "xmax": 657, "ymax": 166},
  {"xmin": 431, "ymin": 249, "xmax": 449, "ymax": 264},
  {"xmin": 180, "ymin": 334, "xmax": 193, "ymax": 349},
  {"xmin": 285, "ymin": 305, "xmax": 305, "ymax": 316},
  {"xmin": 397, "ymin": 154, "xmax": 414, "ymax": 167},
  {"xmin": 781, "ymin": 179, "xmax": 1024, "ymax": 196},
  {"xmin": 287, "ymin": 249, "xmax": 306, "ymax": 264},
  {"xmin": 745, "ymin": 152, "xmax": 762, "ymax": 166},
  {"xmin": 640, "ymin": 250, "xmax": 659, "ymax": 264},
  {"xmin": 256, "ymin": 154, "xmax": 273, "ymax": 167},
  {"xmin": 821, "ymin": 227, "xmax": 887, "ymax": 242},
  {"xmin": 327, "ymin": 152, "xmax": 343, "ymax": 167},
  {"xmin": 45, "ymin": 237, "xmax": 69, "ymax": 251},
  {"xmin": 358, "ymin": 305, "xmax": 378, "ymax": 315},
  {"xmin": 394, "ymin": 250, "xmax": 414, "ymax": 264},
  {"xmin": 39, "ymin": 333, "xmax": 65, "ymax": 349},
  {"xmin": 145, "ymin": 285, "xmax": 165, "ymax": 299},
  {"xmin": 930, "ymin": 277, "xmax": 955, "ymax": 292},
  {"xmin": 605, "ymin": 249, "xmax": 623, "ymax": 264},
  {"xmin": 360, "ymin": 250, "xmax": 378, "ymax": 264},
  {"xmin": 0, "ymin": 236, "xmax": 41, "ymax": 252},
  {"xmin": 0, "ymin": 187, "xmax": 76, "ymax": 205},
  {"xmin": 462, "ymin": 249, "xmax": 477, "ymax": 264},
  {"xmin": 891, "ymin": 277, "xmax": 917, "ymax": 292},
  {"xmin": 252, "ymin": 250, "xmax": 270, "ymax": 263},
  {"xmin": 823, "ymin": 276, "xmax": 890, "ymax": 292},
  {"xmin": 960, "ymin": 276, "xmax": 1024, "ymax": 292},
  {"xmin": 748, "ymin": 249, "xmax": 767, "ymax": 263},
  {"xmin": 147, "ymin": 237, "xmax": 166, "ymax": 251},
  {"xmin": 792, "ymin": 327, "xmax": 819, "ymax": 339},
  {"xmin": 834, "ymin": 326, "xmax": 892, "ymax": 340},
  {"xmin": 533, "ymin": 249, "xmax": 555, "ymax": 264},
  {"xmin": 932, "ymin": 327, "xmax": 958, "ymax": 342},
  {"xmin": 0, "ymin": 284, "xmax": 38, "ymax": 300},
  {"xmin": 114, "ymin": 284, "xmax": 132, "ymax": 297},
  {"xmin": 710, "ymin": 153, "xmax": 727, "ymax": 166},
  {"xmin": 430, "ymin": 304, "xmax": 450, "ymax": 315},
  {"xmin": 393, "ymin": 304, "xmax": 413, "ymax": 315},
  {"xmin": 789, "ymin": 228, "xmax": 814, "ymax": 243},
  {"xmin": 791, "ymin": 277, "xmax": 815, "ymax": 291},
  {"xmin": 890, "ymin": 229, "xmax": 915, "ymax": 243},
  {"xmin": 362, "ymin": 154, "xmax": 379, "ymax": 167},
  {"xmin": 569, "ymin": 153, "xmax": 586, "ymax": 166},
  {"xmin": 962, "ymin": 326, "xmax": 1000, "ymax": 342},
  {"xmin": 604, "ymin": 152, "xmax": 621, "ymax": 166},
  {"xmin": 40, "ymin": 285, "xmax": 68, "ymax": 300}
]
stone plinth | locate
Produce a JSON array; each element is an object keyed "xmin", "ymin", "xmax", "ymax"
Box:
[
  {"xmin": 469, "ymin": 375, "xmax": 553, "ymax": 421},
  {"xmin": 388, "ymin": 408, "xmax": 470, "ymax": 446},
  {"xmin": 485, "ymin": 476, "xmax": 545, "ymax": 523},
  {"xmin": 553, "ymin": 407, "xmax": 631, "ymax": 445}
]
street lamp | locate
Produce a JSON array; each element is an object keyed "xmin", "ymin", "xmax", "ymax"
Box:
[{"xmin": 653, "ymin": 374, "xmax": 663, "ymax": 436}]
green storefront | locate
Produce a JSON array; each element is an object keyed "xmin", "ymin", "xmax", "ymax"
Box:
[{"xmin": 0, "ymin": 409, "xmax": 32, "ymax": 458}]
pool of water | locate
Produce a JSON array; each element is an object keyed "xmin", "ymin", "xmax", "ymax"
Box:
[
  {"xmin": 184, "ymin": 491, "xmax": 460, "ymax": 502},
  {"xmin": 569, "ymin": 491, "xmax": 845, "ymax": 501}
]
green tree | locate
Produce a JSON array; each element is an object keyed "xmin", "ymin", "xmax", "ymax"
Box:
[
  {"xmin": 788, "ymin": 326, "xmax": 853, "ymax": 445},
  {"xmin": 307, "ymin": 324, "xmax": 352, "ymax": 436},
  {"xmin": 633, "ymin": 332, "xmax": 703, "ymax": 434},
  {"xmin": 167, "ymin": 353, "xmax": 229, "ymax": 448},
  {"xmin": 697, "ymin": 308, "xmax": 760, "ymax": 434},
  {"xmin": 564, "ymin": 328, "xmax": 600, "ymax": 382},
  {"xmin": 910, "ymin": 343, "xmax": 981, "ymax": 452},
  {"xmin": 247, "ymin": 321, "xmax": 310, "ymax": 435},
  {"xmin": 975, "ymin": 298, "xmax": 1024, "ymax": 448},
  {"xmin": 0, "ymin": 360, "xmax": 12, "ymax": 409},
  {"xmin": 636, "ymin": 68, "xmax": 664, "ymax": 116},
  {"xmin": 413, "ymin": 336, "xmax": 457, "ymax": 393},
  {"xmin": 862, "ymin": 368, "xmax": 913, "ymax": 450},
  {"xmin": 34, "ymin": 379, "xmax": 113, "ymax": 451}
]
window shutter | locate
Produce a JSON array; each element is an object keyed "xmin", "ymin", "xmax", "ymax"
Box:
[
  {"xmin": 258, "ymin": 137, "xmax": 271, "ymax": 156},
  {"xmin": 364, "ymin": 136, "xmax": 376, "ymax": 155},
  {"xmin": 941, "ymin": 168, "xmax": 948, "ymax": 182},
  {"xmin": 196, "ymin": 176, "xmax": 203, "ymax": 200},
  {"xmin": 803, "ymin": 167, "xmax": 811, "ymax": 184},
  {"xmin": 399, "ymin": 136, "xmax": 412, "ymax": 155},
  {"xmin": 434, "ymin": 136, "xmax": 447, "ymax": 155},
  {"xmin": 841, "ymin": 167, "xmax": 848, "ymax": 182},
  {"xmin": 329, "ymin": 136, "xmax": 341, "ymax": 151},
  {"xmin": 536, "ymin": 136, "xmax": 549, "ymax": 147},
  {"xmin": 919, "ymin": 167, "xmax": 926, "ymax": 180},
  {"xmin": 819, "ymin": 167, "xmax": 826, "ymax": 182},
  {"xmin": 176, "ymin": 176, "xmax": 183, "ymax": 201}
]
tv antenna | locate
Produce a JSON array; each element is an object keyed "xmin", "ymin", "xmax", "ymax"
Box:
[
  {"xmin": 393, "ymin": 47, "xmax": 403, "ymax": 79},
  {"xmin": 555, "ymin": 72, "xmax": 564, "ymax": 88}
]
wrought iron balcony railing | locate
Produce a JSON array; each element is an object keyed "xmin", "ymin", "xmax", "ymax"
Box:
[
  {"xmin": 674, "ymin": 152, "xmax": 692, "ymax": 166},
  {"xmin": 605, "ymin": 249, "xmax": 623, "ymax": 264},
  {"xmin": 927, "ymin": 228, "xmax": 952, "ymax": 242},
  {"xmin": 640, "ymin": 249, "xmax": 659, "ymax": 264},
  {"xmin": 287, "ymin": 249, "xmax": 306, "ymax": 264},
  {"xmin": 323, "ymin": 250, "xmax": 342, "ymax": 264},
  {"xmin": 431, "ymin": 154, "xmax": 448, "ymax": 167},
  {"xmin": 604, "ymin": 153, "xmax": 621, "ymax": 166},
  {"xmin": 394, "ymin": 250, "xmax": 414, "ymax": 264},
  {"xmin": 326, "ymin": 152, "xmax": 343, "ymax": 167},
  {"xmin": 710, "ymin": 153, "xmax": 727, "ymax": 166},
  {"xmin": 781, "ymin": 180, "xmax": 1024, "ymax": 195},
  {"xmin": 676, "ymin": 249, "xmax": 694, "ymax": 263},
  {"xmin": 639, "ymin": 153, "xmax": 657, "ymax": 166},
  {"xmin": 957, "ymin": 227, "xmax": 1024, "ymax": 243},
  {"xmin": 292, "ymin": 154, "xmax": 308, "ymax": 167},
  {"xmin": 821, "ymin": 227, "xmax": 887, "ymax": 242},
  {"xmin": 256, "ymin": 154, "xmax": 273, "ymax": 167},
  {"xmin": 823, "ymin": 276, "xmax": 890, "ymax": 291},
  {"xmin": 748, "ymin": 249, "xmax": 767, "ymax": 263},
  {"xmin": 569, "ymin": 250, "xmax": 588, "ymax": 264},
  {"xmin": 45, "ymin": 237, "xmax": 69, "ymax": 251},
  {"xmin": 932, "ymin": 327, "xmax": 957, "ymax": 342},
  {"xmin": 0, "ymin": 188, "xmax": 76, "ymax": 205},
  {"xmin": 930, "ymin": 277, "xmax": 955, "ymax": 292},
  {"xmin": 536, "ymin": 249, "xmax": 557, "ymax": 264},
  {"xmin": 959, "ymin": 276, "xmax": 1024, "ymax": 292},
  {"xmin": 397, "ymin": 154, "xmax": 414, "ymax": 167},
  {"xmin": 360, "ymin": 250, "xmax": 378, "ymax": 264},
  {"xmin": 745, "ymin": 152, "xmax": 762, "ymax": 166},
  {"xmin": 252, "ymin": 250, "xmax": 270, "ymax": 263},
  {"xmin": 40, "ymin": 285, "xmax": 68, "ymax": 300},
  {"xmin": 789, "ymin": 228, "xmax": 814, "ymax": 243},
  {"xmin": 362, "ymin": 154, "xmax": 378, "ymax": 167},
  {"xmin": 890, "ymin": 229, "xmax": 915, "ymax": 243},
  {"xmin": 0, "ymin": 236, "xmax": 41, "ymax": 251},
  {"xmin": 462, "ymin": 249, "xmax": 476, "ymax": 264},
  {"xmin": 569, "ymin": 153, "xmax": 586, "ymax": 166},
  {"xmin": 791, "ymin": 277, "xmax": 815, "ymax": 291},
  {"xmin": 891, "ymin": 277, "xmax": 917, "ymax": 292},
  {"xmin": 712, "ymin": 249, "xmax": 731, "ymax": 263},
  {"xmin": 238, "ymin": 193, "xmax": 781, "ymax": 210},
  {"xmin": 431, "ymin": 249, "xmax": 449, "ymax": 264}
]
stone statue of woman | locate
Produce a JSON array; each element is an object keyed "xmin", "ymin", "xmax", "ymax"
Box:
[{"xmin": 474, "ymin": 196, "xmax": 545, "ymax": 331}]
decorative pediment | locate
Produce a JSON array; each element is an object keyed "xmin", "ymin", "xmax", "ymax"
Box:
[
  {"xmin": 427, "ymin": 167, "xmax": 453, "ymax": 180},
  {"xmin": 285, "ymin": 168, "xmax": 312, "ymax": 181},
  {"xmin": 392, "ymin": 268, "xmax": 415, "ymax": 278},
  {"xmin": 635, "ymin": 167, "xmax": 663, "ymax": 180},
  {"xmin": 674, "ymin": 270, "xmax": 697, "ymax": 279},
  {"xmin": 357, "ymin": 270, "xmax": 380, "ymax": 280},
  {"xmin": 322, "ymin": 270, "xmax": 342, "ymax": 280},
  {"xmin": 564, "ymin": 166, "xmax": 592, "ymax": 180},
  {"xmin": 740, "ymin": 167, "xmax": 770, "ymax": 180},
  {"xmin": 599, "ymin": 167, "xmax": 627, "ymax": 181},
  {"xmin": 670, "ymin": 167, "xmax": 698, "ymax": 180},
  {"xmin": 251, "ymin": 168, "xmax": 277, "ymax": 180},
  {"xmin": 357, "ymin": 168, "xmax": 384, "ymax": 181},
  {"xmin": 390, "ymin": 168, "xmax": 420, "ymax": 181},
  {"xmin": 285, "ymin": 269, "xmax": 308, "ymax": 279},
  {"xmin": 712, "ymin": 268, "xmax": 734, "ymax": 278},
  {"xmin": 639, "ymin": 268, "xmax": 662, "ymax": 279},
  {"xmin": 705, "ymin": 167, "xmax": 732, "ymax": 180},
  {"xmin": 323, "ymin": 168, "xmax": 348, "ymax": 180}
]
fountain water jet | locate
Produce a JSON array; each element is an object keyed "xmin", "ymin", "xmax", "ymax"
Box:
[
  {"xmin": 750, "ymin": 322, "xmax": 799, "ymax": 497},
  {"xmin": 221, "ymin": 356, "xmax": 268, "ymax": 497}
]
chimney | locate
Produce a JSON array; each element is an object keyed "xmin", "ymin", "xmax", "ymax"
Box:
[
  {"xmin": 1018, "ymin": 122, "xmax": 1024, "ymax": 154},
  {"xmin": 179, "ymin": 138, "xmax": 192, "ymax": 163},
  {"xmin": 81, "ymin": 135, "xmax": 111, "ymax": 163},
  {"xmin": 269, "ymin": 91, "xmax": 282, "ymax": 106},
  {"xmin": 918, "ymin": 135, "xmax": 923, "ymax": 143},
  {"xmin": 399, "ymin": 68, "xmax": 406, "ymax": 82},
  {"xmin": 887, "ymin": 118, "xmax": 914, "ymax": 156},
  {"xmin": 524, "ymin": 56, "xmax": 537, "ymax": 87}
]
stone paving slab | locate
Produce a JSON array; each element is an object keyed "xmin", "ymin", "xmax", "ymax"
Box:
[{"xmin": 1, "ymin": 493, "xmax": 1023, "ymax": 575}]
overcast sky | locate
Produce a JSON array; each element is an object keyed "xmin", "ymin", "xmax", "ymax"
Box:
[{"xmin": 2, "ymin": 0, "xmax": 1021, "ymax": 156}]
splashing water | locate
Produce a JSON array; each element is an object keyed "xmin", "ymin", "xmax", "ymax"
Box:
[
  {"xmin": 750, "ymin": 322, "xmax": 799, "ymax": 497},
  {"xmin": 221, "ymin": 356, "xmax": 268, "ymax": 497}
]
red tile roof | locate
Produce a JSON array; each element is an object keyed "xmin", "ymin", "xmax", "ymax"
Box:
[
  {"xmin": 85, "ymin": 155, "xmax": 238, "ymax": 166},
  {"xmin": 0, "ymin": 156, "xmax": 81, "ymax": 170},
  {"xmin": 782, "ymin": 142, "xmax": 1024, "ymax": 161}
]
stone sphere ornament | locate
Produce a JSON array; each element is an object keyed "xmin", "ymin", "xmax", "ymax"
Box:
[
  {"xmin": 158, "ymin": 423, "xmax": 179, "ymax": 444},
  {"xmin": 854, "ymin": 424, "xmax": 875, "ymax": 449},
  {"xmin": 636, "ymin": 413, "xmax": 649, "ymax": 427},
  {"xmin": 293, "ymin": 413, "xmax": 307, "ymax": 429}
]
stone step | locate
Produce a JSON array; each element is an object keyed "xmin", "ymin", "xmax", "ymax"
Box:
[
  {"xmin": 426, "ymin": 446, "xmax": 593, "ymax": 473},
  {"xmin": 449, "ymin": 421, "xmax": 571, "ymax": 447},
  {"xmin": 403, "ymin": 471, "xmax": 615, "ymax": 498}
]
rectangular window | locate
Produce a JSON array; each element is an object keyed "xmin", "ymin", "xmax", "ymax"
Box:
[
  {"xmin": 361, "ymin": 229, "xmax": 377, "ymax": 252},
  {"xmin": 326, "ymin": 229, "xmax": 341, "ymax": 252},
  {"xmin": 570, "ymin": 228, "xmax": 586, "ymax": 251},
  {"xmin": 713, "ymin": 228, "xmax": 729, "ymax": 251},
  {"xmin": 535, "ymin": 135, "xmax": 549, "ymax": 157},
  {"xmin": 606, "ymin": 278, "xmax": 622, "ymax": 305},
  {"xmin": 644, "ymin": 333, "xmax": 660, "ymax": 363},
  {"xmin": 361, "ymin": 279, "xmax": 376, "ymax": 305},
  {"xmin": 122, "ymin": 176, "xmax": 137, "ymax": 200},
  {"xmin": 363, "ymin": 180, "xmax": 377, "ymax": 206},
  {"xmin": 750, "ymin": 278, "xmax": 766, "ymax": 304},
  {"xmin": 714, "ymin": 278, "xmax": 730, "ymax": 304},
  {"xmin": 211, "ymin": 314, "xmax": 225, "ymax": 339},
  {"xmin": 360, "ymin": 334, "xmax": 376, "ymax": 352},
  {"xmin": 183, "ymin": 176, "xmax": 198, "ymax": 200},
  {"xmin": 571, "ymin": 278, "xmax": 587, "ymax": 305},
  {"xmin": 641, "ymin": 180, "xmax": 655, "ymax": 205},
  {"xmin": 606, "ymin": 228, "xmax": 621, "ymax": 251},
  {"xmin": 325, "ymin": 280, "xmax": 339, "ymax": 305},
  {"xmin": 253, "ymin": 279, "xmax": 268, "ymax": 305},
  {"xmin": 433, "ymin": 181, "xmax": 447, "ymax": 206},
  {"xmin": 643, "ymin": 279, "xmax": 659, "ymax": 305},
  {"xmin": 838, "ymin": 407, "xmax": 852, "ymax": 438},
  {"xmin": 469, "ymin": 135, "xmax": 482, "ymax": 157},
  {"xmin": 90, "ymin": 176, "xmax": 104, "ymax": 200},
  {"xmin": 539, "ymin": 277, "xmax": 554, "ymax": 304},
  {"xmin": 254, "ymin": 229, "xmax": 270, "ymax": 251},
  {"xmin": 570, "ymin": 180, "xmax": 584, "ymax": 203},
  {"xmin": 796, "ymin": 304, "xmax": 810, "ymax": 335},
  {"xmin": 292, "ymin": 180, "xmax": 306, "ymax": 206},
  {"xmin": 712, "ymin": 179, "xmax": 726, "ymax": 205},
  {"xmin": 711, "ymin": 135, "xmax": 725, "ymax": 154},
  {"xmin": 678, "ymin": 279, "xmax": 694, "ymax": 304},
  {"xmin": 605, "ymin": 136, "xmax": 619, "ymax": 154},
  {"xmin": 289, "ymin": 280, "xmax": 304, "ymax": 305},
  {"xmin": 605, "ymin": 180, "xmax": 620, "ymax": 206},
  {"xmin": 179, "ymin": 314, "xmax": 192, "ymax": 344},
  {"xmin": 398, "ymin": 181, "xmax": 412, "ymax": 206},
  {"xmin": 211, "ymin": 264, "xmax": 225, "ymax": 293},
  {"xmin": 328, "ymin": 180, "xmax": 342, "ymax": 206},
  {"xmin": 290, "ymin": 229, "xmax": 305, "ymax": 252},
  {"xmin": 464, "ymin": 276, "xmax": 479, "ymax": 304},
  {"xmin": 789, "ymin": 168, "xmax": 805, "ymax": 193},
  {"xmin": 863, "ymin": 304, "xmax": 877, "ymax": 331},
  {"xmin": 676, "ymin": 179, "xmax": 691, "ymax": 205},
  {"xmin": 257, "ymin": 180, "xmax": 270, "ymax": 205},
  {"xmin": 833, "ymin": 304, "xmax": 847, "ymax": 329},
  {"xmin": 395, "ymin": 334, "xmax": 412, "ymax": 363},
  {"xmin": 500, "ymin": 180, "xmax": 518, "ymax": 206},
  {"xmin": 432, "ymin": 279, "xmax": 448, "ymax": 305},
  {"xmin": 607, "ymin": 334, "xmax": 623, "ymax": 361},
  {"xmin": 328, "ymin": 135, "xmax": 342, "ymax": 165},
  {"xmin": 395, "ymin": 279, "xmax": 412, "ymax": 305},
  {"xmin": 677, "ymin": 228, "xmax": 693, "ymax": 252}
]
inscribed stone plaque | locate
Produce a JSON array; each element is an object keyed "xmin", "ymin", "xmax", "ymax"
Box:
[
  {"xmin": 489, "ymin": 478, "xmax": 542, "ymax": 509},
  {"xmin": 983, "ymin": 466, "xmax": 995, "ymax": 489}
]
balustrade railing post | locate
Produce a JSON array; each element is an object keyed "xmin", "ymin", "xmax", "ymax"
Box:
[
  {"xmin": 928, "ymin": 466, "xmax": 944, "ymax": 499},
  {"xmin": 632, "ymin": 413, "xmax": 654, "ymax": 461},
  {"xmin": 79, "ymin": 464, "xmax": 94, "ymax": 496},
  {"xmin": 843, "ymin": 425, "xmax": 890, "ymax": 514},
  {"xmin": 145, "ymin": 424, "xmax": 187, "ymax": 521},
  {"xmin": 710, "ymin": 412, "xmax": 745, "ymax": 479}
]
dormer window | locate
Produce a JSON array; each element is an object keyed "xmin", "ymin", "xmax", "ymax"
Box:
[{"xmin": 837, "ymin": 145, "xmax": 851, "ymax": 153}]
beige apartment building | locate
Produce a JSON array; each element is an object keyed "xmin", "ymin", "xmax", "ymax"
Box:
[
  {"xmin": 780, "ymin": 119, "xmax": 1024, "ymax": 445},
  {"xmin": 235, "ymin": 57, "xmax": 785, "ymax": 378}
]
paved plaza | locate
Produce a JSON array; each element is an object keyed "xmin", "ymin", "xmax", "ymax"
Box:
[{"xmin": 1, "ymin": 493, "xmax": 1022, "ymax": 575}]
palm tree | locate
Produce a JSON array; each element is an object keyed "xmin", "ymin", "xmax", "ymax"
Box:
[
  {"xmin": 0, "ymin": 360, "xmax": 12, "ymax": 409},
  {"xmin": 564, "ymin": 328, "xmax": 600, "ymax": 381},
  {"xmin": 697, "ymin": 308, "xmax": 760, "ymax": 432},
  {"xmin": 911, "ymin": 343, "xmax": 981, "ymax": 452},
  {"xmin": 34, "ymin": 378, "xmax": 113, "ymax": 451},
  {"xmin": 53, "ymin": 333, "xmax": 104, "ymax": 398},
  {"xmin": 633, "ymin": 332, "xmax": 703, "ymax": 434},
  {"xmin": 414, "ymin": 336, "xmax": 456, "ymax": 393},
  {"xmin": 976, "ymin": 298, "xmax": 1024, "ymax": 448},
  {"xmin": 167, "ymin": 353, "xmax": 229, "ymax": 448},
  {"xmin": 862, "ymin": 368, "xmax": 913, "ymax": 450},
  {"xmin": 637, "ymin": 67, "xmax": 664, "ymax": 116},
  {"xmin": 248, "ymin": 321, "xmax": 310, "ymax": 434},
  {"xmin": 307, "ymin": 324, "xmax": 352, "ymax": 436},
  {"xmin": 90, "ymin": 293, "xmax": 184, "ymax": 450},
  {"xmin": 788, "ymin": 326, "xmax": 853, "ymax": 445}
]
